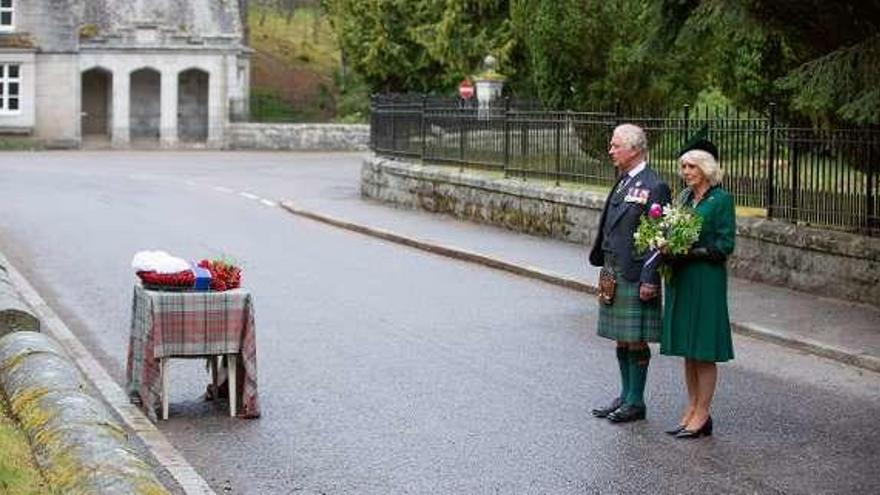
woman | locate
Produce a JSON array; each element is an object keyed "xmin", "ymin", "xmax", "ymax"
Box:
[{"xmin": 661, "ymin": 140, "xmax": 735, "ymax": 439}]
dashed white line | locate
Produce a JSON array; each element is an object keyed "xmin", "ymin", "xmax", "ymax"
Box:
[{"xmin": 209, "ymin": 185, "xmax": 276, "ymax": 208}]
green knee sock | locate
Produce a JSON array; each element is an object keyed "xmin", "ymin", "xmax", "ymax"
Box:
[
  {"xmin": 616, "ymin": 347, "xmax": 630, "ymax": 401},
  {"xmin": 626, "ymin": 347, "xmax": 651, "ymax": 407}
]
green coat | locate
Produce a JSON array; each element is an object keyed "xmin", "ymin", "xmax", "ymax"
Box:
[{"xmin": 661, "ymin": 186, "xmax": 736, "ymax": 362}]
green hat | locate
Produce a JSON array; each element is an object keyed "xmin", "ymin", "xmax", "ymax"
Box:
[{"xmin": 679, "ymin": 125, "xmax": 718, "ymax": 160}]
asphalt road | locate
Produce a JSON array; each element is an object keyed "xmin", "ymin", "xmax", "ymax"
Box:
[{"xmin": 0, "ymin": 151, "xmax": 877, "ymax": 494}]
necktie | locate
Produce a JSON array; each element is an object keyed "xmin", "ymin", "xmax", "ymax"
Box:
[{"xmin": 615, "ymin": 175, "xmax": 631, "ymax": 195}]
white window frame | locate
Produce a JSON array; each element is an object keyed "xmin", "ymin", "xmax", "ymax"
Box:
[
  {"xmin": 0, "ymin": 63, "xmax": 21, "ymax": 114},
  {"xmin": 0, "ymin": 0, "xmax": 13, "ymax": 32}
]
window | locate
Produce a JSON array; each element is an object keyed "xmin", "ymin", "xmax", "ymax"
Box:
[
  {"xmin": 0, "ymin": 0, "xmax": 12, "ymax": 30},
  {"xmin": 0, "ymin": 64, "xmax": 20, "ymax": 113}
]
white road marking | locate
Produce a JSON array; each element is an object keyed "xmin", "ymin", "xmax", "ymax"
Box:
[{"xmin": 209, "ymin": 184, "xmax": 276, "ymax": 209}]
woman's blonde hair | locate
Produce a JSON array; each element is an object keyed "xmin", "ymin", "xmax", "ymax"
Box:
[{"xmin": 679, "ymin": 149, "xmax": 723, "ymax": 185}]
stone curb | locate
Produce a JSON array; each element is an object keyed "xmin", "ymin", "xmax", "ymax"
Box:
[
  {"xmin": 0, "ymin": 252, "xmax": 216, "ymax": 495},
  {"xmin": 0, "ymin": 331, "xmax": 169, "ymax": 494},
  {"xmin": 0, "ymin": 263, "xmax": 40, "ymax": 336},
  {"xmin": 729, "ymin": 322, "xmax": 880, "ymax": 374},
  {"xmin": 280, "ymin": 201, "xmax": 596, "ymax": 295},
  {"xmin": 279, "ymin": 201, "xmax": 880, "ymax": 375}
]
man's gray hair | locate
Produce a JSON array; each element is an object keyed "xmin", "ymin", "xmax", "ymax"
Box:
[
  {"xmin": 613, "ymin": 124, "xmax": 648, "ymax": 152},
  {"xmin": 680, "ymin": 149, "xmax": 724, "ymax": 185}
]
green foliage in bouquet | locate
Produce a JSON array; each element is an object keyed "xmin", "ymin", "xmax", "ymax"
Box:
[
  {"xmin": 634, "ymin": 203, "xmax": 702, "ymax": 280},
  {"xmin": 634, "ymin": 203, "xmax": 702, "ymax": 255}
]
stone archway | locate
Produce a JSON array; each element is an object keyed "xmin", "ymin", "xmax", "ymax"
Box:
[
  {"xmin": 81, "ymin": 68, "xmax": 113, "ymax": 139},
  {"xmin": 178, "ymin": 68, "xmax": 209, "ymax": 142},
  {"xmin": 130, "ymin": 68, "xmax": 161, "ymax": 143}
]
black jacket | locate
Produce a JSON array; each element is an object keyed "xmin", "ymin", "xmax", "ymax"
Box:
[{"xmin": 588, "ymin": 166, "xmax": 671, "ymax": 284}]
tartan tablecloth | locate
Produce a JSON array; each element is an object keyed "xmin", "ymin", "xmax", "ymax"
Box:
[{"xmin": 126, "ymin": 284, "xmax": 260, "ymax": 420}]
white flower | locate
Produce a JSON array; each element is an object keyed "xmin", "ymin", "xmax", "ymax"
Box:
[{"xmin": 654, "ymin": 235, "xmax": 666, "ymax": 248}]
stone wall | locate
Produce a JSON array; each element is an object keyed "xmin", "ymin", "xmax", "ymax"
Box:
[
  {"xmin": 362, "ymin": 155, "xmax": 880, "ymax": 308},
  {"xmin": 19, "ymin": 1, "xmax": 78, "ymax": 52},
  {"xmin": 35, "ymin": 54, "xmax": 79, "ymax": 148},
  {"xmin": 732, "ymin": 219, "xmax": 880, "ymax": 307},
  {"xmin": 227, "ymin": 123, "xmax": 369, "ymax": 151}
]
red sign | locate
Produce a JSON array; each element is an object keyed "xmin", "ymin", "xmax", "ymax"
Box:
[{"xmin": 458, "ymin": 79, "xmax": 475, "ymax": 99}]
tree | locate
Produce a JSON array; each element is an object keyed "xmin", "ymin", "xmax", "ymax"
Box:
[
  {"xmin": 322, "ymin": 0, "xmax": 880, "ymax": 124},
  {"xmin": 651, "ymin": 0, "xmax": 794, "ymax": 111},
  {"xmin": 760, "ymin": 1, "xmax": 880, "ymax": 125},
  {"xmin": 510, "ymin": 0, "xmax": 674, "ymax": 110},
  {"xmin": 657, "ymin": 0, "xmax": 880, "ymax": 125},
  {"xmin": 322, "ymin": 0, "xmax": 512, "ymax": 94}
]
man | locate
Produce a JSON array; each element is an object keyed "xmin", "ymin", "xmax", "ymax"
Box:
[{"xmin": 588, "ymin": 123, "xmax": 671, "ymax": 423}]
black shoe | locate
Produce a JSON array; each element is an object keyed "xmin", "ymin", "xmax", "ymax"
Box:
[
  {"xmin": 607, "ymin": 404, "xmax": 646, "ymax": 423},
  {"xmin": 675, "ymin": 416, "xmax": 713, "ymax": 439},
  {"xmin": 664, "ymin": 424, "xmax": 686, "ymax": 435},
  {"xmin": 591, "ymin": 397, "xmax": 623, "ymax": 418}
]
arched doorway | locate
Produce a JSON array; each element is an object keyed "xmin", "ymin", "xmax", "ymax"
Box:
[
  {"xmin": 178, "ymin": 68, "xmax": 209, "ymax": 142},
  {"xmin": 130, "ymin": 68, "xmax": 161, "ymax": 143},
  {"xmin": 81, "ymin": 68, "xmax": 113, "ymax": 141}
]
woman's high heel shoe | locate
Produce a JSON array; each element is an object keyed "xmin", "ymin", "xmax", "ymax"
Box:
[
  {"xmin": 664, "ymin": 424, "xmax": 686, "ymax": 435},
  {"xmin": 674, "ymin": 416, "xmax": 713, "ymax": 439}
]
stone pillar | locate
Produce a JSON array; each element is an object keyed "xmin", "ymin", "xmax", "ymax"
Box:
[
  {"xmin": 111, "ymin": 69, "xmax": 130, "ymax": 148},
  {"xmin": 238, "ymin": 55, "xmax": 251, "ymax": 120},
  {"xmin": 476, "ymin": 79, "xmax": 504, "ymax": 120},
  {"xmin": 207, "ymin": 69, "xmax": 224, "ymax": 148},
  {"xmin": 160, "ymin": 69, "xmax": 178, "ymax": 148}
]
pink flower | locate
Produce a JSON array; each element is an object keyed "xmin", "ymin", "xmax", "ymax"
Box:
[{"xmin": 648, "ymin": 203, "xmax": 663, "ymax": 219}]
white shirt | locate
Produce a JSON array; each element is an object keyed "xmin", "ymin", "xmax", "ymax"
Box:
[
  {"xmin": 615, "ymin": 161, "xmax": 646, "ymax": 194},
  {"xmin": 626, "ymin": 161, "xmax": 646, "ymax": 178}
]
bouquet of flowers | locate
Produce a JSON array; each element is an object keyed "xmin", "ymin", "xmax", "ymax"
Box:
[
  {"xmin": 634, "ymin": 202, "xmax": 702, "ymax": 280},
  {"xmin": 198, "ymin": 258, "xmax": 242, "ymax": 291}
]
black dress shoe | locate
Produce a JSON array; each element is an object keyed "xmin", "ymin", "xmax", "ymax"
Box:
[
  {"xmin": 590, "ymin": 397, "xmax": 622, "ymax": 418},
  {"xmin": 675, "ymin": 416, "xmax": 713, "ymax": 439},
  {"xmin": 607, "ymin": 404, "xmax": 646, "ymax": 423},
  {"xmin": 664, "ymin": 424, "xmax": 686, "ymax": 435}
]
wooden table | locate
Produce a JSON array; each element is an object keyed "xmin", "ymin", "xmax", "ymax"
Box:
[{"xmin": 125, "ymin": 283, "xmax": 260, "ymax": 420}]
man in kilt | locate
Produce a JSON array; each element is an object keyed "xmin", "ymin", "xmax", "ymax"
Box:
[{"xmin": 588, "ymin": 123, "xmax": 671, "ymax": 423}]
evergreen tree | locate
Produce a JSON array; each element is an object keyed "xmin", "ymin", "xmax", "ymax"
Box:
[{"xmin": 322, "ymin": 0, "xmax": 511, "ymax": 94}]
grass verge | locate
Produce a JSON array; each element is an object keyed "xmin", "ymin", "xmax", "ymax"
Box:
[
  {"xmin": 0, "ymin": 137, "xmax": 41, "ymax": 151},
  {"xmin": 0, "ymin": 399, "xmax": 54, "ymax": 494}
]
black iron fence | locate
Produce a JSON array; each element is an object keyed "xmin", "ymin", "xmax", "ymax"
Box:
[{"xmin": 370, "ymin": 94, "xmax": 880, "ymax": 236}]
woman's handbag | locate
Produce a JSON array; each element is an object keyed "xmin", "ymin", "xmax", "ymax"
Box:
[{"xmin": 598, "ymin": 267, "xmax": 617, "ymax": 305}]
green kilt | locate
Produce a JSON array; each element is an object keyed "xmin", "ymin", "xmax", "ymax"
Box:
[{"xmin": 597, "ymin": 275, "xmax": 662, "ymax": 343}]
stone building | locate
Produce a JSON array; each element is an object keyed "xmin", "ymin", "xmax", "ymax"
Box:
[{"xmin": 0, "ymin": 0, "xmax": 249, "ymax": 148}]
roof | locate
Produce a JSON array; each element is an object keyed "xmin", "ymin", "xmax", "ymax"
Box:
[{"xmin": 80, "ymin": 0, "xmax": 243, "ymax": 39}]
